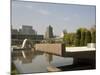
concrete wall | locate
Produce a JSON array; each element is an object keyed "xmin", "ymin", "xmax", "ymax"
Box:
[{"xmin": 35, "ymin": 43, "xmax": 65, "ymax": 56}]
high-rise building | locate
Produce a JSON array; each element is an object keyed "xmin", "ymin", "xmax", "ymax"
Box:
[
  {"xmin": 45, "ymin": 25, "xmax": 53, "ymax": 39},
  {"xmin": 19, "ymin": 25, "xmax": 36, "ymax": 35},
  {"xmin": 11, "ymin": 25, "xmax": 44, "ymax": 45}
]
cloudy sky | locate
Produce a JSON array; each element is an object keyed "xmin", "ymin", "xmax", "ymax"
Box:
[{"xmin": 12, "ymin": 0, "xmax": 96, "ymax": 36}]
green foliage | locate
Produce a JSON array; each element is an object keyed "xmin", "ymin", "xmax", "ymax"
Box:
[
  {"xmin": 63, "ymin": 26, "xmax": 96, "ymax": 47},
  {"xmin": 63, "ymin": 33, "xmax": 68, "ymax": 45},
  {"xmin": 91, "ymin": 30, "xmax": 96, "ymax": 43},
  {"xmin": 75, "ymin": 28, "xmax": 81, "ymax": 46},
  {"xmin": 63, "ymin": 33, "xmax": 75, "ymax": 46},
  {"xmin": 75, "ymin": 28, "xmax": 93, "ymax": 46},
  {"xmin": 85, "ymin": 30, "xmax": 91, "ymax": 45},
  {"xmin": 80, "ymin": 29, "xmax": 86, "ymax": 46}
]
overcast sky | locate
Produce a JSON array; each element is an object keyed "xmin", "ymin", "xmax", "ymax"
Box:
[{"xmin": 12, "ymin": 0, "xmax": 96, "ymax": 36}]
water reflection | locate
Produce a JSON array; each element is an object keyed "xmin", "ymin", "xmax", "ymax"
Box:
[{"xmin": 12, "ymin": 50, "xmax": 73, "ymax": 73}]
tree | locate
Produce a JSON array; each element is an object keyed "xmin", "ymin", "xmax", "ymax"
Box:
[
  {"xmin": 75, "ymin": 28, "xmax": 81, "ymax": 46},
  {"xmin": 63, "ymin": 29, "xmax": 67, "ymax": 34},
  {"xmin": 80, "ymin": 29, "xmax": 86, "ymax": 46},
  {"xmin": 63, "ymin": 33, "xmax": 68, "ymax": 45},
  {"xmin": 91, "ymin": 25, "xmax": 96, "ymax": 43},
  {"xmin": 85, "ymin": 30, "xmax": 91, "ymax": 45},
  {"xmin": 63, "ymin": 33, "xmax": 75, "ymax": 46},
  {"xmin": 70, "ymin": 33, "xmax": 75, "ymax": 46},
  {"xmin": 91, "ymin": 30, "xmax": 96, "ymax": 43}
]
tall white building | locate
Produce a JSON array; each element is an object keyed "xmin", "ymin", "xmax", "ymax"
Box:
[
  {"xmin": 60, "ymin": 32, "xmax": 64, "ymax": 38},
  {"xmin": 44, "ymin": 25, "xmax": 54, "ymax": 39}
]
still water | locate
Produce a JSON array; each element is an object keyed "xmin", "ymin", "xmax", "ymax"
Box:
[{"xmin": 13, "ymin": 51, "xmax": 73, "ymax": 73}]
